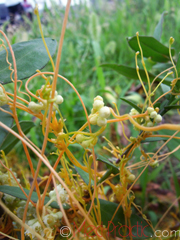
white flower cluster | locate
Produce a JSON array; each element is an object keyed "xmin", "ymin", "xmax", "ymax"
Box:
[
  {"xmin": 28, "ymin": 89, "xmax": 63, "ymax": 114},
  {"xmin": 0, "ymin": 170, "xmax": 20, "ymax": 186},
  {"xmin": 0, "ymin": 86, "xmax": 9, "ymax": 106},
  {"xmin": 3, "ymin": 194, "xmax": 16, "ymax": 205},
  {"xmin": 25, "ymin": 211, "xmax": 63, "ymax": 240},
  {"xmin": 49, "ymin": 184, "xmax": 68, "ymax": 203},
  {"xmin": 89, "ymin": 96, "xmax": 111, "ymax": 127},
  {"xmin": 147, "ymin": 107, "xmax": 162, "ymax": 125},
  {"xmin": 25, "ymin": 218, "xmax": 44, "ymax": 240},
  {"xmin": 16, "ymin": 200, "xmax": 37, "ymax": 221},
  {"xmin": 43, "ymin": 211, "xmax": 63, "ymax": 228},
  {"xmin": 129, "ymin": 107, "xmax": 162, "ymax": 129}
]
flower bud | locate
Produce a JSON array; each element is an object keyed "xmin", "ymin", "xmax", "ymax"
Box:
[
  {"xmin": 49, "ymin": 184, "xmax": 68, "ymax": 203},
  {"xmin": 145, "ymin": 116, "xmax": 150, "ymax": 121},
  {"xmin": 50, "ymin": 90, "xmax": 58, "ymax": 97},
  {"xmin": 56, "ymin": 95, "xmax": 63, "ymax": 104},
  {"xmin": 28, "ymin": 101, "xmax": 44, "ymax": 114},
  {"xmin": 93, "ymin": 100, "xmax": 104, "ymax": 110},
  {"xmin": 147, "ymin": 107, "xmax": 154, "ymax": 114},
  {"xmin": 99, "ymin": 106, "xmax": 111, "ymax": 118},
  {"xmin": 130, "ymin": 108, "xmax": 138, "ymax": 116},
  {"xmin": 53, "ymin": 103, "xmax": 58, "ymax": 111},
  {"xmin": 0, "ymin": 87, "xmax": 9, "ymax": 106},
  {"xmin": 146, "ymin": 121, "xmax": 153, "ymax": 127},
  {"xmin": 127, "ymin": 174, "xmax": 135, "ymax": 183},
  {"xmin": 94, "ymin": 95, "xmax": 103, "ymax": 102},
  {"xmin": 154, "ymin": 114, "xmax": 162, "ymax": 123},
  {"xmin": 150, "ymin": 111, "xmax": 157, "ymax": 119},
  {"xmin": 97, "ymin": 116, "xmax": 107, "ymax": 127},
  {"xmin": 81, "ymin": 137, "xmax": 98, "ymax": 148},
  {"xmin": 76, "ymin": 134, "xmax": 85, "ymax": 143},
  {"xmin": 150, "ymin": 160, "xmax": 159, "ymax": 168},
  {"xmin": 89, "ymin": 115, "xmax": 98, "ymax": 125}
]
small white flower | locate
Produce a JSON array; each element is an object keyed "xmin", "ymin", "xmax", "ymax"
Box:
[
  {"xmin": 147, "ymin": 107, "xmax": 154, "ymax": 114},
  {"xmin": 0, "ymin": 87, "xmax": 9, "ymax": 106},
  {"xmin": 97, "ymin": 116, "xmax": 107, "ymax": 127},
  {"xmin": 150, "ymin": 111, "xmax": 157, "ymax": 119},
  {"xmin": 154, "ymin": 114, "xmax": 162, "ymax": 123},
  {"xmin": 150, "ymin": 160, "xmax": 159, "ymax": 168},
  {"xmin": 3, "ymin": 194, "xmax": 16, "ymax": 205},
  {"xmin": 94, "ymin": 95, "xmax": 103, "ymax": 102},
  {"xmin": 127, "ymin": 174, "xmax": 135, "ymax": 183},
  {"xmin": 93, "ymin": 100, "xmax": 104, "ymax": 110},
  {"xmin": 49, "ymin": 184, "xmax": 68, "ymax": 203},
  {"xmin": 130, "ymin": 108, "xmax": 139, "ymax": 116},
  {"xmin": 76, "ymin": 134, "xmax": 85, "ymax": 143},
  {"xmin": 146, "ymin": 121, "xmax": 153, "ymax": 127},
  {"xmin": 56, "ymin": 95, "xmax": 63, "ymax": 104},
  {"xmin": 81, "ymin": 137, "xmax": 98, "ymax": 148},
  {"xmin": 81, "ymin": 140, "xmax": 90, "ymax": 148},
  {"xmin": 89, "ymin": 115, "xmax": 98, "ymax": 125},
  {"xmin": 28, "ymin": 101, "xmax": 44, "ymax": 114},
  {"xmin": 50, "ymin": 90, "xmax": 58, "ymax": 97},
  {"xmin": 43, "ymin": 212, "xmax": 63, "ymax": 228},
  {"xmin": 99, "ymin": 106, "xmax": 111, "ymax": 118},
  {"xmin": 25, "ymin": 218, "xmax": 44, "ymax": 240}
]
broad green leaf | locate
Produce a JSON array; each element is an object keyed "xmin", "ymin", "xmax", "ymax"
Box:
[
  {"xmin": 160, "ymin": 130, "xmax": 180, "ymax": 161},
  {"xmin": 0, "ymin": 105, "xmax": 13, "ymax": 147},
  {"xmin": 87, "ymin": 199, "xmax": 153, "ymax": 239},
  {"xmin": 0, "ymin": 185, "xmax": 70, "ymax": 210},
  {"xmin": 0, "ymin": 38, "xmax": 57, "ymax": 85},
  {"xmin": 100, "ymin": 64, "xmax": 172, "ymax": 86},
  {"xmin": 120, "ymin": 97, "xmax": 142, "ymax": 113},
  {"xmin": 96, "ymin": 154, "xmax": 119, "ymax": 174},
  {"xmin": 164, "ymin": 105, "xmax": 180, "ymax": 110},
  {"xmin": 75, "ymin": 166, "xmax": 94, "ymax": 186},
  {"xmin": 153, "ymin": 11, "xmax": 167, "ymax": 41},
  {"xmin": 127, "ymin": 36, "xmax": 175, "ymax": 62},
  {"xmin": 97, "ymin": 168, "xmax": 113, "ymax": 185},
  {"xmin": 0, "ymin": 121, "xmax": 35, "ymax": 154}
]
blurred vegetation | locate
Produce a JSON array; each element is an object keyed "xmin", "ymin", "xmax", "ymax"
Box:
[{"xmin": 1, "ymin": 0, "xmax": 180, "ymax": 232}]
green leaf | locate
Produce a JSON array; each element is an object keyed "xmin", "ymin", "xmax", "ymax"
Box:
[
  {"xmin": 164, "ymin": 105, "xmax": 180, "ymax": 110},
  {"xmin": 87, "ymin": 199, "xmax": 153, "ymax": 239},
  {"xmin": 153, "ymin": 11, "xmax": 167, "ymax": 41},
  {"xmin": 127, "ymin": 36, "xmax": 175, "ymax": 62},
  {"xmin": 75, "ymin": 166, "xmax": 94, "ymax": 186},
  {"xmin": 96, "ymin": 154, "xmax": 119, "ymax": 174},
  {"xmin": 97, "ymin": 168, "xmax": 113, "ymax": 185},
  {"xmin": 100, "ymin": 63, "xmax": 172, "ymax": 86},
  {"xmin": 0, "ymin": 121, "xmax": 35, "ymax": 154},
  {"xmin": 120, "ymin": 97, "xmax": 142, "ymax": 113},
  {"xmin": 0, "ymin": 185, "xmax": 70, "ymax": 210},
  {"xmin": 0, "ymin": 105, "xmax": 13, "ymax": 147},
  {"xmin": 0, "ymin": 38, "xmax": 57, "ymax": 85}
]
